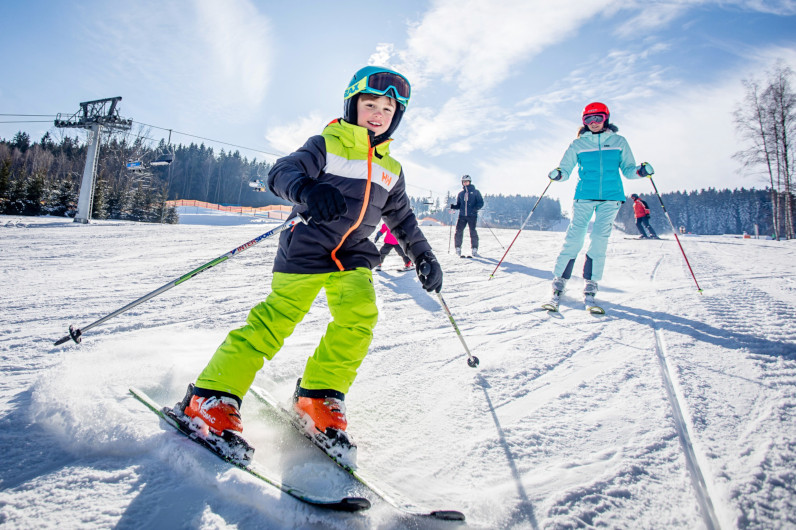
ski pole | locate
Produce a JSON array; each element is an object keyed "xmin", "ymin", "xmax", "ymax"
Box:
[
  {"xmin": 436, "ymin": 292, "xmax": 480, "ymax": 368},
  {"xmin": 418, "ymin": 263, "xmax": 479, "ymax": 368},
  {"xmin": 480, "ymin": 215, "xmax": 505, "ymax": 249},
  {"xmin": 647, "ymin": 177, "xmax": 703, "ymax": 294},
  {"xmin": 54, "ymin": 214, "xmax": 308, "ymax": 346},
  {"xmin": 489, "ymin": 180, "xmax": 551, "ymax": 280},
  {"xmin": 448, "ymin": 211, "xmax": 454, "ymax": 253}
]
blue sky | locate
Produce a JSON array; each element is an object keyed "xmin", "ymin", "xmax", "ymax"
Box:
[{"xmin": 2, "ymin": 0, "xmax": 795, "ymax": 212}]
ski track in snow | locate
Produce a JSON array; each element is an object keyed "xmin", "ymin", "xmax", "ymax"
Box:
[{"xmin": 0, "ymin": 215, "xmax": 794, "ymax": 529}]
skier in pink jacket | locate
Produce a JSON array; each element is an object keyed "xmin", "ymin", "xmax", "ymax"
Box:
[{"xmin": 374, "ymin": 223, "xmax": 412, "ymax": 271}]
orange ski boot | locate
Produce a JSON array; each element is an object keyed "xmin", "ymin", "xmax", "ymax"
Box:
[
  {"xmin": 182, "ymin": 386, "xmax": 244, "ymax": 436},
  {"xmin": 170, "ymin": 384, "xmax": 253, "ymax": 463},
  {"xmin": 292, "ymin": 379, "xmax": 356, "ymax": 466}
]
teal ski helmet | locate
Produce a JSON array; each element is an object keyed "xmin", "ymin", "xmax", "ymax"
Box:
[{"xmin": 343, "ymin": 65, "xmax": 411, "ymax": 142}]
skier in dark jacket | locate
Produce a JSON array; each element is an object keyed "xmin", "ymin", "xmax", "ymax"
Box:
[
  {"xmin": 450, "ymin": 175, "xmax": 484, "ymax": 257},
  {"xmin": 176, "ymin": 66, "xmax": 443, "ymax": 462},
  {"xmin": 631, "ymin": 194, "xmax": 659, "ymax": 239}
]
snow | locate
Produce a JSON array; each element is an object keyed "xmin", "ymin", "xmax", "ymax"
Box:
[{"xmin": 1, "ymin": 213, "xmax": 794, "ymax": 529}]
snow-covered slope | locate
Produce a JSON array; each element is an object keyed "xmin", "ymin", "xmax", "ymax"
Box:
[{"xmin": 1, "ymin": 215, "xmax": 794, "ymax": 529}]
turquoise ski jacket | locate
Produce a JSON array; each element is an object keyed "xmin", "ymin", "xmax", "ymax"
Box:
[{"xmin": 556, "ymin": 129, "xmax": 640, "ymax": 201}]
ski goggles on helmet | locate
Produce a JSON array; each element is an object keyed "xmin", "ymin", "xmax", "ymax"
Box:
[
  {"xmin": 582, "ymin": 113, "xmax": 606, "ymax": 126},
  {"xmin": 344, "ymin": 71, "xmax": 411, "ymax": 107}
]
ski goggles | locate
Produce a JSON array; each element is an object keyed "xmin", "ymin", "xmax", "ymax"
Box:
[
  {"xmin": 344, "ymin": 71, "xmax": 411, "ymax": 107},
  {"xmin": 582, "ymin": 113, "xmax": 607, "ymax": 125}
]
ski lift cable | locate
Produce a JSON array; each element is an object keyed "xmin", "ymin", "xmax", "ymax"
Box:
[
  {"xmin": 0, "ymin": 120, "xmax": 55, "ymax": 124},
  {"xmin": 0, "ymin": 113, "xmax": 59, "ymax": 117},
  {"xmin": 133, "ymin": 120, "xmax": 284, "ymax": 159}
]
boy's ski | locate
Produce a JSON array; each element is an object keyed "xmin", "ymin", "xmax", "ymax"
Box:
[
  {"xmin": 541, "ymin": 302, "xmax": 559, "ymax": 312},
  {"xmin": 128, "ymin": 387, "xmax": 371, "ymax": 512},
  {"xmin": 395, "ymin": 266, "xmax": 414, "ymax": 272},
  {"xmin": 249, "ymin": 385, "xmax": 466, "ymax": 522},
  {"xmin": 586, "ymin": 305, "xmax": 606, "ymax": 315}
]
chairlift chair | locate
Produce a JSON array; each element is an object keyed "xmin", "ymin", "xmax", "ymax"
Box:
[
  {"xmin": 151, "ymin": 145, "xmax": 175, "ymax": 167},
  {"xmin": 249, "ymin": 179, "xmax": 267, "ymax": 192}
]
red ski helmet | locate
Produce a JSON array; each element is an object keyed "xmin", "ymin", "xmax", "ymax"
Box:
[{"xmin": 582, "ymin": 102, "xmax": 609, "ymax": 122}]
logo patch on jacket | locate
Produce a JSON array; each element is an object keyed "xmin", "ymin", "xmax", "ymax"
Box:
[{"xmin": 325, "ymin": 152, "xmax": 400, "ymax": 192}]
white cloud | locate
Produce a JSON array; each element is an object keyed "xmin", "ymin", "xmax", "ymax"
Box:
[
  {"xmin": 400, "ymin": 94, "xmax": 509, "ymax": 155},
  {"xmin": 264, "ymin": 112, "xmax": 327, "ymax": 154},
  {"xmin": 624, "ymin": 46, "xmax": 796, "ymax": 196},
  {"xmin": 194, "ymin": 0, "xmax": 272, "ymax": 106},
  {"xmin": 396, "ymin": 155, "xmax": 462, "ymax": 199},
  {"xmin": 398, "ymin": 0, "xmax": 612, "ymax": 90},
  {"xmin": 477, "ymin": 45, "xmax": 796, "ymax": 209},
  {"xmin": 367, "ymin": 0, "xmax": 630, "ymax": 155},
  {"xmin": 87, "ymin": 0, "xmax": 272, "ymax": 126}
]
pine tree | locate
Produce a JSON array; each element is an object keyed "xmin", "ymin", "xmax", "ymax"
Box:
[
  {"xmin": 0, "ymin": 158, "xmax": 11, "ymax": 211},
  {"xmin": 49, "ymin": 178, "xmax": 77, "ymax": 217},
  {"xmin": 92, "ymin": 178, "xmax": 109, "ymax": 220},
  {"xmin": 22, "ymin": 170, "xmax": 46, "ymax": 216}
]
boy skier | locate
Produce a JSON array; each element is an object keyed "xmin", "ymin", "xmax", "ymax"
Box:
[{"xmin": 174, "ymin": 66, "xmax": 443, "ymax": 463}]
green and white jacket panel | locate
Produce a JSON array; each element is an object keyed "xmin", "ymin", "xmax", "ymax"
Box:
[{"xmin": 268, "ymin": 119, "xmax": 431, "ymax": 274}]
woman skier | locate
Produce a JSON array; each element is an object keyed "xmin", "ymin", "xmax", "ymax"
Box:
[{"xmin": 544, "ymin": 102, "xmax": 654, "ymax": 313}]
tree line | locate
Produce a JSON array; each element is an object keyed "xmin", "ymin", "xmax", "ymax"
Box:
[
  {"xmin": 615, "ymin": 187, "xmax": 782, "ymax": 236},
  {"xmin": 0, "ymin": 126, "xmax": 287, "ymax": 222},
  {"xmin": 0, "ymin": 127, "xmax": 792, "ymax": 237},
  {"xmin": 405, "ymin": 191, "xmax": 566, "ymax": 230}
]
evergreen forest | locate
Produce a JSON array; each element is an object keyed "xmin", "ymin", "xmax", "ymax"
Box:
[{"xmin": 1, "ymin": 130, "xmax": 792, "ymax": 237}]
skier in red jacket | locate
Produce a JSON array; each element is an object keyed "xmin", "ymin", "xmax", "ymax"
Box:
[{"xmin": 631, "ymin": 194, "xmax": 659, "ymax": 239}]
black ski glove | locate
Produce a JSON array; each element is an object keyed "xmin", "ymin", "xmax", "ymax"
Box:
[
  {"xmin": 415, "ymin": 251, "xmax": 443, "ymax": 293},
  {"xmin": 300, "ymin": 181, "xmax": 348, "ymax": 223},
  {"xmin": 450, "ymin": 203, "xmax": 457, "ymax": 209},
  {"xmin": 636, "ymin": 162, "xmax": 654, "ymax": 177}
]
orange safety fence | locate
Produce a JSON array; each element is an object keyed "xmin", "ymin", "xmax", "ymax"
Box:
[{"xmin": 167, "ymin": 199, "xmax": 292, "ymax": 220}]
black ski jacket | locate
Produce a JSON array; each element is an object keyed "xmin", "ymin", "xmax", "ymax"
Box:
[
  {"xmin": 451, "ymin": 184, "xmax": 484, "ymax": 217},
  {"xmin": 267, "ymin": 119, "xmax": 432, "ymax": 274}
]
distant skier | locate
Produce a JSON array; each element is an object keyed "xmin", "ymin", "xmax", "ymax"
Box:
[
  {"xmin": 174, "ymin": 65, "xmax": 443, "ymax": 461},
  {"xmin": 631, "ymin": 194, "xmax": 659, "ymax": 239},
  {"xmin": 450, "ymin": 175, "xmax": 484, "ymax": 257},
  {"xmin": 544, "ymin": 102, "xmax": 654, "ymax": 313},
  {"xmin": 374, "ymin": 222, "xmax": 413, "ymax": 271}
]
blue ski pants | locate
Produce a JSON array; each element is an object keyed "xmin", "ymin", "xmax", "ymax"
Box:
[{"xmin": 553, "ymin": 200, "xmax": 622, "ymax": 282}]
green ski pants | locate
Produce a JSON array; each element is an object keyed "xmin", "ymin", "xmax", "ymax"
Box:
[{"xmin": 196, "ymin": 268, "xmax": 378, "ymax": 398}]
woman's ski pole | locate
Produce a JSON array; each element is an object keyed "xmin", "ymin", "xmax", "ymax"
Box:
[
  {"xmin": 489, "ymin": 180, "xmax": 551, "ymax": 280},
  {"xmin": 53, "ymin": 215, "xmax": 308, "ymax": 346},
  {"xmin": 419, "ymin": 262, "xmax": 479, "ymax": 367},
  {"xmin": 647, "ymin": 176, "xmax": 703, "ymax": 294}
]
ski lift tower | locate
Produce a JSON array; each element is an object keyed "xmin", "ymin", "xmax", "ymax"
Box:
[{"xmin": 55, "ymin": 97, "xmax": 133, "ymax": 223}]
